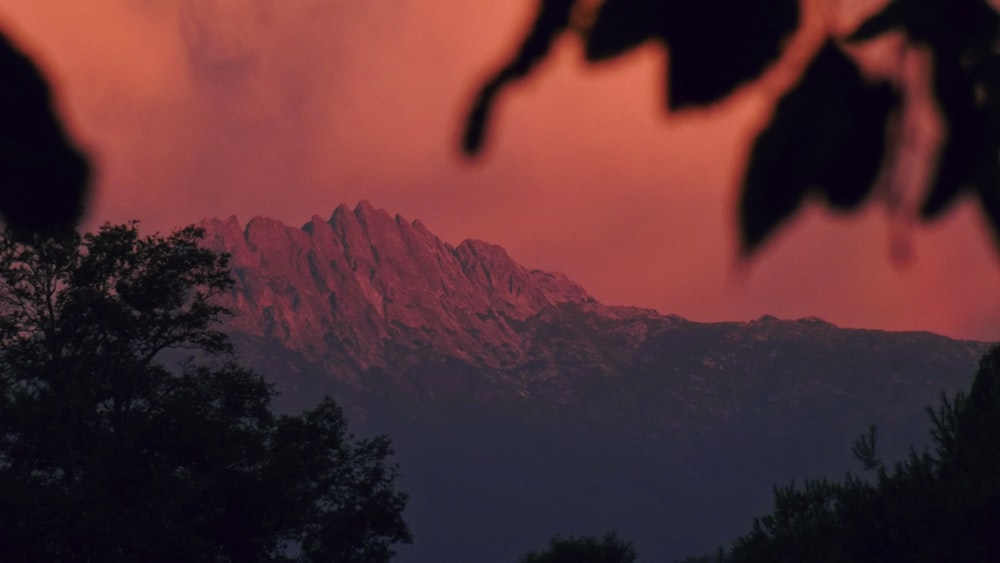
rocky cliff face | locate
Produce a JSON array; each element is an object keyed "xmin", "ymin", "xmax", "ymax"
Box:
[{"xmin": 200, "ymin": 201, "xmax": 630, "ymax": 382}]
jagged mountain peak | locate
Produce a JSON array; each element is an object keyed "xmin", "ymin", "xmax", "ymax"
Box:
[{"xmin": 200, "ymin": 203, "xmax": 600, "ymax": 377}]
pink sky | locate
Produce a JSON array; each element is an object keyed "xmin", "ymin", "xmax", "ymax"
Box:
[{"xmin": 2, "ymin": 1, "xmax": 998, "ymax": 341}]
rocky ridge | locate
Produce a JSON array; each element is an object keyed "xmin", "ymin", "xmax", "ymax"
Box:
[{"xmin": 201, "ymin": 201, "xmax": 665, "ymax": 387}]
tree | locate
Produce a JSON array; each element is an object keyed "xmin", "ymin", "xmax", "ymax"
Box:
[
  {"xmin": 711, "ymin": 344, "xmax": 1000, "ymax": 562},
  {"xmin": 517, "ymin": 531, "xmax": 638, "ymax": 563},
  {"xmin": 0, "ymin": 223, "xmax": 411, "ymax": 562},
  {"xmin": 462, "ymin": 0, "xmax": 1000, "ymax": 256}
]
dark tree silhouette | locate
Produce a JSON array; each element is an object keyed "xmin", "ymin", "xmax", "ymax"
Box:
[
  {"xmin": 0, "ymin": 223, "xmax": 411, "ymax": 562},
  {"xmin": 462, "ymin": 0, "xmax": 1000, "ymax": 256},
  {"xmin": 676, "ymin": 345, "xmax": 1000, "ymax": 562},
  {"xmin": 0, "ymin": 30, "xmax": 89, "ymax": 236},
  {"xmin": 517, "ymin": 531, "xmax": 639, "ymax": 563}
]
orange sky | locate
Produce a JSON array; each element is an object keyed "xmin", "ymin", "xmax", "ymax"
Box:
[{"xmin": 2, "ymin": 0, "xmax": 999, "ymax": 341}]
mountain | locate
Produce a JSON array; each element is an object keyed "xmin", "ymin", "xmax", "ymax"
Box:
[
  {"xmin": 200, "ymin": 200, "xmax": 657, "ymax": 384},
  {"xmin": 200, "ymin": 203, "xmax": 988, "ymax": 562}
]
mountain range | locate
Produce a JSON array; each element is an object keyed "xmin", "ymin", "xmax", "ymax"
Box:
[{"xmin": 199, "ymin": 202, "xmax": 987, "ymax": 562}]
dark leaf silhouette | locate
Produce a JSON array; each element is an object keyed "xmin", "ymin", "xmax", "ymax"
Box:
[
  {"xmin": 845, "ymin": 1, "xmax": 905, "ymax": 43},
  {"xmin": 741, "ymin": 42, "xmax": 895, "ymax": 253},
  {"xmin": 846, "ymin": 0, "xmax": 1000, "ymax": 251},
  {"xmin": 965, "ymin": 49, "xmax": 1000, "ymax": 250},
  {"xmin": 0, "ymin": 31, "xmax": 90, "ymax": 236},
  {"xmin": 920, "ymin": 52, "xmax": 982, "ymax": 219},
  {"xmin": 585, "ymin": 0, "xmax": 668, "ymax": 61},
  {"xmin": 465, "ymin": 0, "xmax": 798, "ymax": 154},
  {"xmin": 848, "ymin": 0, "xmax": 998, "ymax": 48},
  {"xmin": 462, "ymin": 0, "xmax": 576, "ymax": 155},
  {"xmin": 976, "ymin": 169, "xmax": 1000, "ymax": 250},
  {"xmin": 464, "ymin": 0, "xmax": 1000, "ymax": 259},
  {"xmin": 664, "ymin": 0, "xmax": 799, "ymax": 109},
  {"xmin": 585, "ymin": 0, "xmax": 800, "ymax": 108}
]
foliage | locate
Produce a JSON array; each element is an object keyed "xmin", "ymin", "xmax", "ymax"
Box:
[
  {"xmin": 707, "ymin": 344, "xmax": 1000, "ymax": 562},
  {"xmin": 0, "ymin": 31, "xmax": 89, "ymax": 236},
  {"xmin": 517, "ymin": 531, "xmax": 638, "ymax": 563},
  {"xmin": 0, "ymin": 223, "xmax": 411, "ymax": 562},
  {"xmin": 740, "ymin": 40, "xmax": 896, "ymax": 252},
  {"xmin": 462, "ymin": 0, "xmax": 1000, "ymax": 255},
  {"xmin": 673, "ymin": 552, "xmax": 726, "ymax": 563}
]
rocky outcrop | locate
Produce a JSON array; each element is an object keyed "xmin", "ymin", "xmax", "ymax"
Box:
[{"xmin": 201, "ymin": 201, "xmax": 612, "ymax": 380}]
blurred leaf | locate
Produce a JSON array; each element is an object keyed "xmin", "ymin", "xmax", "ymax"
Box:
[
  {"xmin": 467, "ymin": 0, "xmax": 799, "ymax": 155},
  {"xmin": 965, "ymin": 44, "xmax": 1000, "ymax": 106},
  {"xmin": 968, "ymin": 49, "xmax": 1000, "ymax": 249},
  {"xmin": 848, "ymin": 0, "xmax": 998, "ymax": 50},
  {"xmin": 462, "ymin": 0, "xmax": 576, "ymax": 155},
  {"xmin": 587, "ymin": 0, "xmax": 801, "ymax": 108},
  {"xmin": 920, "ymin": 52, "xmax": 983, "ymax": 219},
  {"xmin": 0, "ymin": 31, "xmax": 90, "ymax": 236},
  {"xmin": 822, "ymin": 83, "xmax": 895, "ymax": 210},
  {"xmin": 845, "ymin": 1, "xmax": 904, "ymax": 43},
  {"xmin": 741, "ymin": 42, "xmax": 895, "ymax": 254},
  {"xmin": 975, "ymin": 168, "xmax": 1000, "ymax": 251},
  {"xmin": 462, "ymin": 0, "xmax": 1000, "ymax": 260},
  {"xmin": 666, "ymin": 0, "xmax": 799, "ymax": 109},
  {"xmin": 585, "ymin": 0, "xmax": 668, "ymax": 61}
]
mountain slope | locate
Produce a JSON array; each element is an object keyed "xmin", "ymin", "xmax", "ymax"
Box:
[
  {"xmin": 199, "ymin": 203, "xmax": 987, "ymax": 562},
  {"xmin": 201, "ymin": 201, "xmax": 614, "ymax": 376}
]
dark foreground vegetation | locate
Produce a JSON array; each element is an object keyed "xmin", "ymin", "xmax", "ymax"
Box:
[
  {"xmin": 717, "ymin": 344, "xmax": 1000, "ymax": 562},
  {"xmin": 0, "ymin": 224, "xmax": 410, "ymax": 562},
  {"xmin": 527, "ymin": 344, "xmax": 1000, "ymax": 563},
  {"xmin": 517, "ymin": 531, "xmax": 638, "ymax": 563}
]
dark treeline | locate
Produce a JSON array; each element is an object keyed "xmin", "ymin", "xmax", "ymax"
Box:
[
  {"xmin": 669, "ymin": 345, "xmax": 1000, "ymax": 562},
  {"xmin": 0, "ymin": 225, "xmax": 411, "ymax": 562},
  {"xmin": 522, "ymin": 345, "xmax": 1000, "ymax": 563}
]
